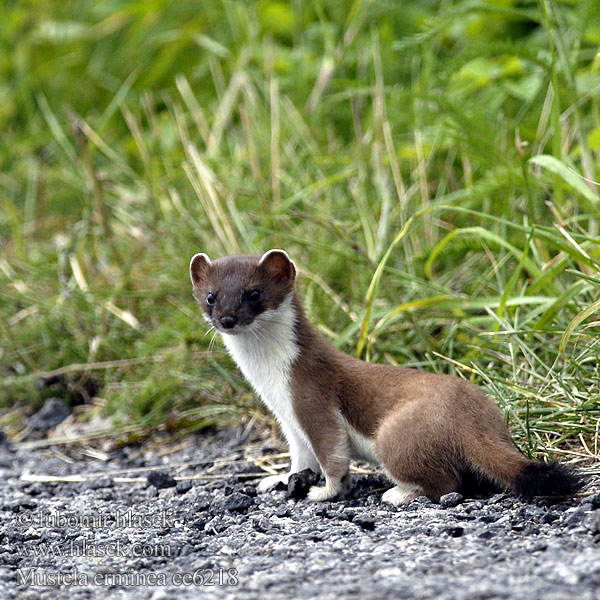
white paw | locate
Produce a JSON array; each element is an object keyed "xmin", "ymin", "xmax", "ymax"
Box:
[
  {"xmin": 257, "ymin": 474, "xmax": 289, "ymax": 493},
  {"xmin": 307, "ymin": 483, "xmax": 340, "ymax": 502},
  {"xmin": 381, "ymin": 483, "xmax": 423, "ymax": 506}
]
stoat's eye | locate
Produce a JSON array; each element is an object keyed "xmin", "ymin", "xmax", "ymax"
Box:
[
  {"xmin": 248, "ymin": 289, "xmax": 261, "ymax": 302},
  {"xmin": 206, "ymin": 292, "xmax": 216, "ymax": 306}
]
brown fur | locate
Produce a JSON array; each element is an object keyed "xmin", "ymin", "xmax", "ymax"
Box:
[
  {"xmin": 191, "ymin": 250, "xmax": 583, "ymax": 503},
  {"xmin": 289, "ymin": 296, "xmax": 532, "ymax": 501}
]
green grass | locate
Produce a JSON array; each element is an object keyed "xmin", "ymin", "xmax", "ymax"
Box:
[{"xmin": 1, "ymin": 0, "xmax": 599, "ymax": 464}]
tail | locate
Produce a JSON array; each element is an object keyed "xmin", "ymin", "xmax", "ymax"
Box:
[
  {"xmin": 466, "ymin": 438, "xmax": 585, "ymax": 499},
  {"xmin": 458, "ymin": 388, "xmax": 585, "ymax": 500},
  {"xmin": 511, "ymin": 460, "xmax": 585, "ymax": 499}
]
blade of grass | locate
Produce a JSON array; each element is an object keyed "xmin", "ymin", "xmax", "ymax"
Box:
[
  {"xmin": 425, "ymin": 227, "xmax": 543, "ymax": 280},
  {"xmin": 560, "ymin": 297, "xmax": 600, "ymax": 356}
]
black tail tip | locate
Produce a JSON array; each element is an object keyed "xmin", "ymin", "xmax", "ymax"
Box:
[{"xmin": 513, "ymin": 461, "xmax": 585, "ymax": 499}]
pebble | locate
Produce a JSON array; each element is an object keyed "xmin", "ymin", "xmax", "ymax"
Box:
[
  {"xmin": 146, "ymin": 470, "xmax": 177, "ymax": 489},
  {"xmin": 83, "ymin": 476, "xmax": 114, "ymax": 490},
  {"xmin": 222, "ymin": 492, "xmax": 254, "ymax": 513},
  {"xmin": 440, "ymin": 492, "xmax": 464, "ymax": 508},
  {"xmin": 584, "ymin": 512, "xmax": 600, "ymax": 534},
  {"xmin": 287, "ymin": 468, "xmax": 319, "ymax": 500},
  {"xmin": 176, "ymin": 480, "xmax": 193, "ymax": 494},
  {"xmin": 27, "ymin": 398, "xmax": 71, "ymax": 430},
  {"xmin": 353, "ymin": 515, "xmax": 376, "ymax": 531},
  {"xmin": 581, "ymin": 493, "xmax": 600, "ymax": 510}
]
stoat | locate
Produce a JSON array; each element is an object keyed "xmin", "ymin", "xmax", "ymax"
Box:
[{"xmin": 189, "ymin": 249, "xmax": 583, "ymax": 505}]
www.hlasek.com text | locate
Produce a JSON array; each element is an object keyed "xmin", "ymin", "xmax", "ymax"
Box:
[{"xmin": 17, "ymin": 539, "xmax": 172, "ymax": 558}]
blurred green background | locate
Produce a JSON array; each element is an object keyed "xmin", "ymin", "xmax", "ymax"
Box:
[{"xmin": 1, "ymin": 0, "xmax": 599, "ymax": 459}]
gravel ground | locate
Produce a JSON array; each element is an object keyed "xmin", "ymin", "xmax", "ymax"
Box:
[{"xmin": 1, "ymin": 426, "xmax": 599, "ymax": 600}]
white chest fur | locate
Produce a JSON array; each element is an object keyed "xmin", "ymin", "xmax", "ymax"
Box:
[{"xmin": 221, "ymin": 294, "xmax": 305, "ymax": 437}]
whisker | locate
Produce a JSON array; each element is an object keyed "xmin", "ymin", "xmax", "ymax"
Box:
[
  {"xmin": 203, "ymin": 325, "xmax": 216, "ymax": 340},
  {"xmin": 208, "ymin": 328, "xmax": 219, "ymax": 354}
]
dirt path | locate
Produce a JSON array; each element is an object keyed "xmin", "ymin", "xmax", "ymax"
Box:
[{"xmin": 1, "ymin": 428, "xmax": 599, "ymax": 600}]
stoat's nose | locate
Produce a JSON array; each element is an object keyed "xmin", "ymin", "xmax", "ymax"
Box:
[{"xmin": 220, "ymin": 316, "xmax": 238, "ymax": 330}]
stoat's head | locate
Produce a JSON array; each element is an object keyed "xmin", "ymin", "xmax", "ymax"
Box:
[{"xmin": 189, "ymin": 249, "xmax": 296, "ymax": 335}]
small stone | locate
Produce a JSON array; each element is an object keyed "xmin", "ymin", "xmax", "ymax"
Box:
[
  {"xmin": 190, "ymin": 514, "xmax": 210, "ymax": 530},
  {"xmin": 34, "ymin": 374, "xmax": 66, "ymax": 393},
  {"xmin": 272, "ymin": 479, "xmax": 288, "ymax": 492},
  {"xmin": 582, "ymin": 493, "xmax": 600, "ymax": 510},
  {"xmin": 444, "ymin": 526, "xmax": 464, "ymax": 537},
  {"xmin": 22, "ymin": 484, "xmax": 42, "ymax": 497},
  {"xmin": 584, "ymin": 512, "xmax": 600, "ymax": 535},
  {"xmin": 328, "ymin": 509, "xmax": 350, "ymax": 521},
  {"xmin": 274, "ymin": 505, "xmax": 290, "ymax": 518},
  {"xmin": 222, "ymin": 492, "xmax": 254, "ymax": 513},
  {"xmin": 540, "ymin": 512, "xmax": 559, "ymax": 524},
  {"xmin": 287, "ymin": 469, "xmax": 320, "ymax": 500},
  {"xmin": 204, "ymin": 516, "xmax": 230, "ymax": 534},
  {"xmin": 16, "ymin": 499, "xmax": 37, "ymax": 511},
  {"xmin": 176, "ymin": 480, "xmax": 193, "ymax": 494},
  {"xmin": 194, "ymin": 499, "xmax": 211, "ymax": 512},
  {"xmin": 27, "ymin": 398, "xmax": 71, "ymax": 430},
  {"xmin": 239, "ymin": 485, "xmax": 257, "ymax": 497},
  {"xmin": 84, "ymin": 477, "xmax": 114, "ymax": 490},
  {"xmin": 414, "ymin": 495, "xmax": 432, "ymax": 504},
  {"xmin": 408, "ymin": 495, "xmax": 433, "ymax": 509},
  {"xmin": 37, "ymin": 457, "xmax": 68, "ymax": 476},
  {"xmin": 353, "ymin": 515, "xmax": 376, "ymax": 531},
  {"xmin": 440, "ymin": 492, "xmax": 464, "ymax": 508},
  {"xmin": 146, "ymin": 470, "xmax": 177, "ymax": 489},
  {"xmin": 252, "ymin": 516, "xmax": 273, "ymax": 532},
  {"xmin": 487, "ymin": 493, "xmax": 509, "ymax": 504},
  {"xmin": 562, "ymin": 507, "xmax": 586, "ymax": 528},
  {"xmin": 479, "ymin": 513, "xmax": 501, "ymax": 523}
]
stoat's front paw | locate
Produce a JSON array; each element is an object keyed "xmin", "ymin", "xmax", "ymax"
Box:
[
  {"xmin": 257, "ymin": 474, "xmax": 289, "ymax": 493},
  {"xmin": 307, "ymin": 483, "xmax": 340, "ymax": 502}
]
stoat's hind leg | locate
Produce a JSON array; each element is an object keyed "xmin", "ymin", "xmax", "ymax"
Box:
[
  {"xmin": 375, "ymin": 404, "xmax": 460, "ymax": 503},
  {"xmin": 381, "ymin": 482, "xmax": 423, "ymax": 506}
]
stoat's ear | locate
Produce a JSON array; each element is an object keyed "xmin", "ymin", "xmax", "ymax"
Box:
[
  {"xmin": 258, "ymin": 249, "xmax": 296, "ymax": 282},
  {"xmin": 190, "ymin": 253, "xmax": 212, "ymax": 286}
]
